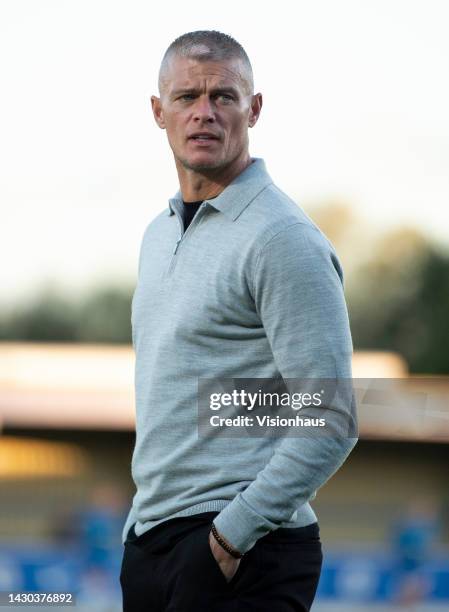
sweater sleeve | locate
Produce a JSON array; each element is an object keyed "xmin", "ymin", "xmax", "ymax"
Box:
[{"xmin": 212, "ymin": 222, "xmax": 358, "ymax": 553}]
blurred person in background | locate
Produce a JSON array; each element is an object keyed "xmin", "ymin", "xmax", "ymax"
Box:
[
  {"xmin": 79, "ymin": 483, "xmax": 128, "ymax": 574},
  {"xmin": 51, "ymin": 482, "xmax": 128, "ymax": 598},
  {"xmin": 391, "ymin": 495, "xmax": 441, "ymax": 608}
]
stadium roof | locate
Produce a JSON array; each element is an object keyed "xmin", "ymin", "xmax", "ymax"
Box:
[{"xmin": 1, "ymin": 342, "xmax": 448, "ymax": 442}]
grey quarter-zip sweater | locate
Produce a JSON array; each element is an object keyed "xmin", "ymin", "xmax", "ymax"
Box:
[{"xmin": 121, "ymin": 158, "xmax": 358, "ymax": 553}]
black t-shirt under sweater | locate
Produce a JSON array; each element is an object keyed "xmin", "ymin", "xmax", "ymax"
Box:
[{"xmin": 182, "ymin": 200, "xmax": 203, "ymax": 231}]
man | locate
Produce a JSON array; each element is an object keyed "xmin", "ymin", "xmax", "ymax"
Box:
[{"xmin": 120, "ymin": 30, "xmax": 358, "ymax": 611}]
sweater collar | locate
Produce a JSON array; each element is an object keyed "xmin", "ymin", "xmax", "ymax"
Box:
[{"xmin": 168, "ymin": 158, "xmax": 273, "ymax": 222}]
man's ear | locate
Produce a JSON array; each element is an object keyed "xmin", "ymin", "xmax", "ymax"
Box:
[
  {"xmin": 151, "ymin": 95, "xmax": 166, "ymax": 129},
  {"xmin": 248, "ymin": 93, "xmax": 263, "ymax": 128}
]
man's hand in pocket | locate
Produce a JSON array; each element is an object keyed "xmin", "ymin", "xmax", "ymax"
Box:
[{"xmin": 208, "ymin": 530, "xmax": 241, "ymax": 583}]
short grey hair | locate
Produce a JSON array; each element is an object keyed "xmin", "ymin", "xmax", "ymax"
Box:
[{"xmin": 158, "ymin": 30, "xmax": 254, "ymax": 95}]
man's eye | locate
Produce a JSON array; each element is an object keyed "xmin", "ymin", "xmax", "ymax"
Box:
[
  {"xmin": 180, "ymin": 94, "xmax": 195, "ymax": 101},
  {"xmin": 217, "ymin": 94, "xmax": 233, "ymax": 102}
]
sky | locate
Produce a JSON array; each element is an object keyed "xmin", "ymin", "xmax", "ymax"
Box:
[{"xmin": 1, "ymin": 0, "xmax": 448, "ymax": 306}]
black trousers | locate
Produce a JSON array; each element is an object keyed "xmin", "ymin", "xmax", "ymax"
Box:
[{"xmin": 120, "ymin": 511, "xmax": 322, "ymax": 612}]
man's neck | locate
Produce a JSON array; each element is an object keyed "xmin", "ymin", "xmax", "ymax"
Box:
[{"xmin": 175, "ymin": 154, "xmax": 253, "ymax": 202}]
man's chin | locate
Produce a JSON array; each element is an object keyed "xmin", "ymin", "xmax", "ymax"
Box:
[{"xmin": 179, "ymin": 155, "xmax": 225, "ymax": 172}]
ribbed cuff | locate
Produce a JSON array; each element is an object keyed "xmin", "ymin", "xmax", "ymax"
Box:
[{"xmin": 212, "ymin": 494, "xmax": 278, "ymax": 554}]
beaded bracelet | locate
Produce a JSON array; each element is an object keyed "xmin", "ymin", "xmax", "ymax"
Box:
[{"xmin": 211, "ymin": 524, "xmax": 243, "ymax": 559}]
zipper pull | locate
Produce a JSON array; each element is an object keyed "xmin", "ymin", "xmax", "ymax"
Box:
[{"xmin": 173, "ymin": 238, "xmax": 181, "ymax": 254}]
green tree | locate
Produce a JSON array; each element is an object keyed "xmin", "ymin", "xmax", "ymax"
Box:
[{"xmin": 348, "ymin": 229, "xmax": 449, "ymax": 374}]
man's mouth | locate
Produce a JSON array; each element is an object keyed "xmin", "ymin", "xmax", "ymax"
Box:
[{"xmin": 188, "ymin": 133, "xmax": 220, "ymax": 141}]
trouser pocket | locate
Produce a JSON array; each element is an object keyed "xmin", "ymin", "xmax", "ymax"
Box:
[
  {"xmin": 256, "ymin": 523, "xmax": 323, "ymax": 612},
  {"xmin": 164, "ymin": 521, "xmax": 234, "ymax": 611}
]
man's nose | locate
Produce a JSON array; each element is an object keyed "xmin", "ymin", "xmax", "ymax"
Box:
[{"xmin": 192, "ymin": 96, "xmax": 215, "ymax": 122}]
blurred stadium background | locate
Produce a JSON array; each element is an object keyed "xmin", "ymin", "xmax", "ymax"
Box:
[{"xmin": 1, "ymin": 1, "xmax": 449, "ymax": 610}]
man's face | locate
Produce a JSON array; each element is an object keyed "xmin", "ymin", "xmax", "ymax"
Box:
[{"xmin": 151, "ymin": 55, "xmax": 262, "ymax": 172}]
